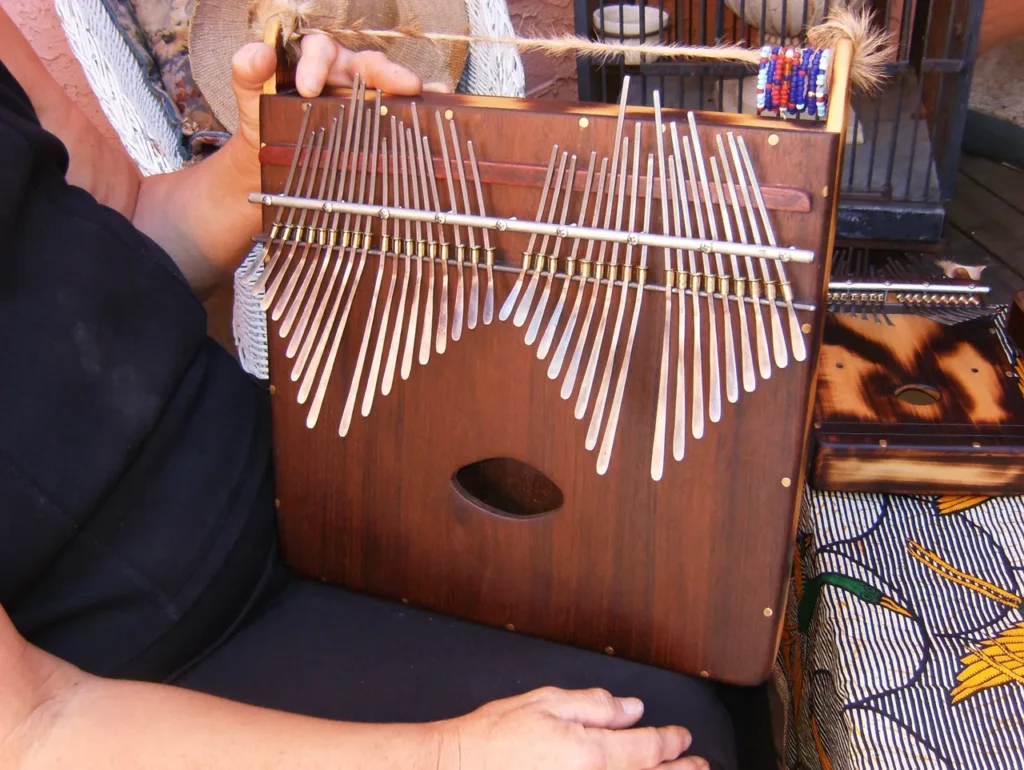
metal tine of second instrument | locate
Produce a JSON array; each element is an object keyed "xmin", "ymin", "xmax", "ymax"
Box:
[
  {"xmin": 735, "ymin": 135, "xmax": 806, "ymax": 362},
  {"xmin": 526, "ymin": 152, "xmax": 578, "ymax": 345},
  {"xmin": 727, "ymin": 133, "xmax": 787, "ymax": 368},
  {"xmin": 687, "ymin": 113, "xmax": 738, "ymax": 407},
  {"xmin": 466, "ymin": 140, "xmax": 494, "ymax": 325},
  {"xmin": 710, "ymin": 139, "xmax": 755, "ymax": 394},
  {"xmin": 339, "ymin": 133, "xmax": 391, "ymax": 434},
  {"xmin": 278, "ymin": 113, "xmax": 342, "ymax": 340},
  {"xmin": 682, "ymin": 135, "xmax": 722, "ymax": 426},
  {"xmin": 293, "ymin": 103, "xmax": 374, "ymax": 394},
  {"xmin": 383, "ymin": 123, "xmax": 414, "ymax": 395},
  {"xmin": 303, "ymin": 102, "xmax": 379, "ymax": 428},
  {"xmin": 243, "ymin": 101, "xmax": 314, "ymax": 282},
  {"xmin": 411, "ymin": 104, "xmax": 436, "ymax": 366},
  {"xmin": 514, "ymin": 149, "xmax": 569, "ymax": 328},
  {"xmin": 669, "ymin": 124, "xmax": 704, "ymax": 440},
  {"xmin": 720, "ymin": 132, "xmax": 771, "ymax": 381},
  {"xmin": 666, "ymin": 158, "xmax": 687, "ymax": 463},
  {"xmin": 598, "ymin": 152, "xmax": 655, "ymax": 475},
  {"xmin": 586, "ymin": 125, "xmax": 642, "ymax": 445},
  {"xmin": 435, "ymin": 110, "xmax": 466, "ymax": 342},
  {"xmin": 539, "ymin": 150, "xmax": 597, "ymax": 359},
  {"xmin": 651, "ymin": 91, "xmax": 673, "ymax": 482},
  {"xmin": 258, "ymin": 126, "xmax": 324, "ymax": 304},
  {"xmin": 289, "ymin": 91, "xmax": 369, "ymax": 380},
  {"xmin": 361, "ymin": 122, "xmax": 404, "ymax": 417},
  {"xmin": 548, "ymin": 156, "xmax": 608, "ymax": 379},
  {"xmin": 574, "ymin": 132, "xmax": 630, "ymax": 420},
  {"xmin": 400, "ymin": 124, "xmax": 425, "ymax": 381},
  {"xmin": 301, "ymin": 97, "xmax": 381, "ymax": 427},
  {"xmin": 424, "ymin": 137, "xmax": 450, "ymax": 352},
  {"xmin": 449, "ymin": 119, "xmax": 480, "ymax": 331}
]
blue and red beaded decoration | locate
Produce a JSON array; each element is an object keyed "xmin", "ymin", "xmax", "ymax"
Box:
[{"xmin": 756, "ymin": 45, "xmax": 831, "ymax": 118}]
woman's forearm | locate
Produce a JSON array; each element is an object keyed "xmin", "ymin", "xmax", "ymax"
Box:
[
  {"xmin": 132, "ymin": 136, "xmax": 263, "ymax": 300},
  {"xmin": 20, "ymin": 655, "xmax": 446, "ymax": 770}
]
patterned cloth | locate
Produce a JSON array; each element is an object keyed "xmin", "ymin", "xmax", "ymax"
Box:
[{"xmin": 777, "ymin": 313, "xmax": 1024, "ymax": 769}]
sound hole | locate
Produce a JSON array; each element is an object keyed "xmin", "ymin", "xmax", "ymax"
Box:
[
  {"xmin": 452, "ymin": 458, "xmax": 563, "ymax": 518},
  {"xmin": 894, "ymin": 384, "xmax": 941, "ymax": 405}
]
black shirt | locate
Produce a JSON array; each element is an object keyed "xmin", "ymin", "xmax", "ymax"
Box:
[{"xmin": 0, "ymin": 61, "xmax": 279, "ymax": 680}]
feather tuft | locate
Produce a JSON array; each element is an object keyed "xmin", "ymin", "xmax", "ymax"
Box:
[{"xmin": 807, "ymin": 6, "xmax": 894, "ymax": 94}]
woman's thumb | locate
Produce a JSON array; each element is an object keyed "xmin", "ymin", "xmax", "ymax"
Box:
[{"xmin": 231, "ymin": 42, "xmax": 278, "ymax": 132}]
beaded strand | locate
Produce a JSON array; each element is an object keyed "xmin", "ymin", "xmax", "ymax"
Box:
[{"xmin": 756, "ymin": 44, "xmax": 831, "ymax": 118}]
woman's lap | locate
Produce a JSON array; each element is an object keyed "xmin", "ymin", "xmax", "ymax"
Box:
[{"xmin": 175, "ymin": 577, "xmax": 737, "ymax": 769}]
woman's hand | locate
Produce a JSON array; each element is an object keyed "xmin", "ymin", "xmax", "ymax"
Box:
[
  {"xmin": 442, "ymin": 687, "xmax": 710, "ymax": 770},
  {"xmin": 229, "ymin": 34, "xmax": 447, "ymax": 161}
]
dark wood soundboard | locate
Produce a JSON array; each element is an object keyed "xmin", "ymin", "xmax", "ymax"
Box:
[{"xmin": 256, "ymin": 76, "xmax": 849, "ymax": 685}]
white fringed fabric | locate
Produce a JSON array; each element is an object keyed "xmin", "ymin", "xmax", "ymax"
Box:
[
  {"xmin": 56, "ymin": 0, "xmax": 525, "ymax": 380},
  {"xmin": 53, "ymin": 0, "xmax": 184, "ymax": 177}
]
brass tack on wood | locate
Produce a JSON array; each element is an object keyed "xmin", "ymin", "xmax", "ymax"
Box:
[
  {"xmin": 781, "ymin": 477, "xmax": 792, "ymax": 488},
  {"xmin": 699, "ymin": 670, "xmax": 710, "ymax": 678},
  {"xmin": 401, "ymin": 598, "xmax": 409, "ymax": 604},
  {"xmin": 445, "ymin": 109, "xmax": 454, "ymax": 121},
  {"xmin": 763, "ymin": 608, "xmax": 773, "ymax": 617},
  {"xmin": 505, "ymin": 623, "xmax": 515, "ymax": 632},
  {"xmin": 802, "ymin": 323, "xmax": 812, "ymax": 334},
  {"xmin": 972, "ymin": 442, "xmax": 981, "ymax": 448},
  {"xmin": 274, "ymin": 498, "xmax": 280, "ymax": 509},
  {"xmin": 579, "ymin": 117, "xmax": 590, "ymax": 129},
  {"xmin": 822, "ymin": 186, "xmax": 829, "ymax": 198},
  {"xmin": 879, "ymin": 439, "xmax": 888, "ymax": 448},
  {"xmin": 604, "ymin": 646, "xmax": 615, "ymax": 655},
  {"xmin": 814, "ymin": 422, "xmax": 821, "ymax": 429},
  {"xmin": 768, "ymin": 134, "xmax": 780, "ymax": 146},
  {"xmin": 269, "ymin": 385, "xmax": 276, "ymax": 395},
  {"xmin": 380, "ymin": 105, "xmax": 388, "ymax": 116}
]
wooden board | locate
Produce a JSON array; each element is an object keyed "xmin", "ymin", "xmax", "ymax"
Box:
[
  {"xmin": 259, "ymin": 88, "xmax": 842, "ymax": 686},
  {"xmin": 810, "ymin": 312, "xmax": 1024, "ymax": 495}
]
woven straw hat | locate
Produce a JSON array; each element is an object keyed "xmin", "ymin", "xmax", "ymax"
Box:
[{"xmin": 190, "ymin": 0, "xmax": 470, "ymax": 133}]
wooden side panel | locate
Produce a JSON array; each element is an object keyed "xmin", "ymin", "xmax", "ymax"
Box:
[{"xmin": 259, "ymin": 90, "xmax": 839, "ymax": 685}]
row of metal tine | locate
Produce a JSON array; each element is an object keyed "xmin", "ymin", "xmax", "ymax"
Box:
[{"xmin": 250, "ymin": 75, "xmax": 809, "ymax": 481}]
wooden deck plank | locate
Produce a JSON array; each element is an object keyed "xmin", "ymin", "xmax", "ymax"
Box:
[
  {"xmin": 946, "ymin": 172, "xmax": 1024, "ymax": 285},
  {"xmin": 959, "ymin": 154, "xmax": 1024, "ymax": 214}
]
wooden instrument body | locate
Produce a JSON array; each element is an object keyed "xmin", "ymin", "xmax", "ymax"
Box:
[
  {"xmin": 811, "ymin": 312, "xmax": 1024, "ymax": 495},
  {"xmin": 259, "ymin": 90, "xmax": 843, "ymax": 685}
]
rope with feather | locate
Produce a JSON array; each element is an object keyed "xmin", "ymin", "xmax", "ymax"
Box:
[{"xmin": 249, "ymin": 1, "xmax": 891, "ymax": 97}]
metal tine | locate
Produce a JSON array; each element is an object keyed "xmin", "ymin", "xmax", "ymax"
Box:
[
  {"xmin": 683, "ymin": 135, "xmax": 722, "ymax": 426},
  {"xmin": 711, "ymin": 140, "xmax": 755, "ymax": 394},
  {"xmin": 586, "ymin": 126, "xmax": 642, "ymax": 445},
  {"xmin": 549, "ymin": 156, "xmax": 608, "ymax": 379},
  {"xmin": 289, "ymin": 90, "xmax": 368, "ymax": 377},
  {"xmin": 449, "ymin": 119, "xmax": 480, "ymax": 331},
  {"xmin": 258, "ymin": 127, "xmax": 324, "ymax": 303},
  {"xmin": 302, "ymin": 101, "xmax": 378, "ymax": 426},
  {"xmin": 599, "ymin": 152, "xmax": 654, "ymax": 475},
  {"xmin": 574, "ymin": 132, "xmax": 631, "ymax": 420},
  {"xmin": 687, "ymin": 113, "xmax": 737, "ymax": 407},
  {"xmin": 515, "ymin": 150, "xmax": 569, "ymax": 328},
  {"xmin": 400, "ymin": 126, "xmax": 423, "ymax": 381},
  {"xmin": 362, "ymin": 122, "xmax": 404, "ymax": 417},
  {"xmin": 279, "ymin": 113, "xmax": 343, "ymax": 341},
  {"xmin": 274, "ymin": 114, "xmax": 341, "ymax": 324},
  {"xmin": 412, "ymin": 105, "xmax": 435, "ymax": 367},
  {"xmin": 666, "ymin": 158, "xmax": 687, "ymax": 462},
  {"xmin": 651, "ymin": 91, "xmax": 672, "ymax": 482},
  {"xmin": 435, "ymin": 110, "xmax": 466, "ymax": 341},
  {"xmin": 722, "ymin": 132, "xmax": 771, "ymax": 381},
  {"xmin": 539, "ymin": 151, "xmax": 597, "ymax": 358},
  {"xmin": 294, "ymin": 103, "xmax": 375, "ymax": 395},
  {"xmin": 424, "ymin": 137, "xmax": 450, "ymax": 352},
  {"xmin": 243, "ymin": 102, "xmax": 314, "ymax": 281},
  {"xmin": 527, "ymin": 153, "xmax": 577, "ymax": 345},
  {"xmin": 669, "ymin": 123, "xmax": 704, "ymax": 441},
  {"xmin": 466, "ymin": 141, "xmax": 494, "ymax": 325},
  {"xmin": 302, "ymin": 98, "xmax": 381, "ymax": 427},
  {"xmin": 736, "ymin": 135, "xmax": 806, "ymax": 362},
  {"xmin": 383, "ymin": 123, "xmax": 414, "ymax": 395},
  {"xmin": 340, "ymin": 132, "xmax": 391, "ymax": 433}
]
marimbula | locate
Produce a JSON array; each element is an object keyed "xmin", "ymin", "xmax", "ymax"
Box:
[{"xmin": 241, "ymin": 6, "xmax": 888, "ymax": 684}]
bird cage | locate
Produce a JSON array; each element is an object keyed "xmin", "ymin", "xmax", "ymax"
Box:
[{"xmin": 573, "ymin": 0, "xmax": 984, "ymax": 241}]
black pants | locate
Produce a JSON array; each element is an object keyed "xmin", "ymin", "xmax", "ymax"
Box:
[{"xmin": 174, "ymin": 576, "xmax": 737, "ymax": 769}]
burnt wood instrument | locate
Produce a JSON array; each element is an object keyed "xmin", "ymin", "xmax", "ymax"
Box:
[{"xmin": 250, "ymin": 43, "xmax": 853, "ymax": 685}]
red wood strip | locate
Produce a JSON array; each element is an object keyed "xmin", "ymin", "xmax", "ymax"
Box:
[{"xmin": 259, "ymin": 145, "xmax": 813, "ymax": 214}]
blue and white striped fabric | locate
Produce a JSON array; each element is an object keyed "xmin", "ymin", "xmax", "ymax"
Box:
[{"xmin": 777, "ymin": 312, "xmax": 1024, "ymax": 769}]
